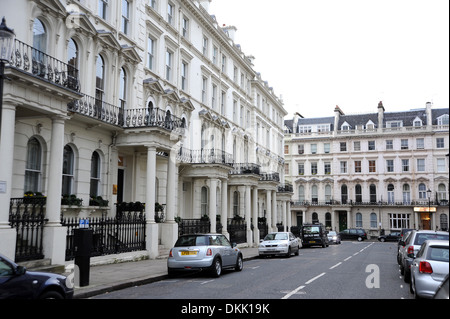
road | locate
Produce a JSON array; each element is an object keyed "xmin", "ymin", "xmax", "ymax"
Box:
[{"xmin": 92, "ymin": 241, "xmax": 412, "ymax": 300}]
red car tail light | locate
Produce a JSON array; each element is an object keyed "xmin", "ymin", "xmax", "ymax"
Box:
[
  {"xmin": 169, "ymin": 249, "xmax": 173, "ymax": 258},
  {"xmin": 419, "ymin": 261, "xmax": 433, "ymax": 274},
  {"xmin": 206, "ymin": 248, "xmax": 212, "ymax": 256},
  {"xmin": 407, "ymin": 246, "xmax": 414, "ymax": 255}
]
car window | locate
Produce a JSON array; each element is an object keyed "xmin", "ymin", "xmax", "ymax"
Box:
[
  {"xmin": 350, "ymin": 229, "xmax": 357, "ymax": 235},
  {"xmin": 175, "ymin": 235, "xmax": 209, "ymax": 247},
  {"xmin": 303, "ymin": 226, "xmax": 320, "ymax": 234},
  {"xmin": 414, "ymin": 234, "xmax": 449, "ymax": 246},
  {"xmin": 0, "ymin": 258, "xmax": 14, "ymax": 277},
  {"xmin": 218, "ymin": 235, "xmax": 231, "ymax": 247},
  {"xmin": 428, "ymin": 246, "xmax": 449, "ymax": 262}
]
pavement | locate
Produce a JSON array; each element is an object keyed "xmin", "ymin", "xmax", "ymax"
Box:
[{"xmin": 70, "ymin": 247, "xmax": 259, "ymax": 299}]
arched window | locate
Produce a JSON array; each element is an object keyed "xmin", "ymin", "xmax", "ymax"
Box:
[
  {"xmin": 298, "ymin": 185, "xmax": 305, "ymax": 203},
  {"xmin": 311, "ymin": 185, "xmax": 318, "ymax": 203},
  {"xmin": 33, "ymin": 18, "xmax": 46, "ymax": 53},
  {"xmin": 387, "ymin": 184, "xmax": 395, "ymax": 203},
  {"xmin": 355, "ymin": 184, "xmax": 362, "ymax": 203},
  {"xmin": 356, "ymin": 213, "xmax": 362, "ymax": 228},
  {"xmin": 62, "ymin": 145, "xmax": 75, "ymax": 195},
  {"xmin": 370, "ymin": 184, "xmax": 377, "ymax": 203},
  {"xmin": 325, "ymin": 212, "xmax": 331, "ymax": 228},
  {"xmin": 201, "ymin": 186, "xmax": 208, "ymax": 217},
  {"xmin": 438, "ymin": 184, "xmax": 447, "ymax": 201},
  {"xmin": 402, "ymin": 184, "xmax": 410, "ymax": 204},
  {"xmin": 370, "ymin": 213, "xmax": 377, "ymax": 228},
  {"xmin": 325, "ymin": 185, "xmax": 332, "ymax": 203},
  {"xmin": 95, "ymin": 54, "xmax": 105, "ymax": 107},
  {"xmin": 119, "ymin": 67, "xmax": 127, "ymax": 109},
  {"xmin": 90, "ymin": 151, "xmax": 101, "ymax": 197},
  {"xmin": 341, "ymin": 185, "xmax": 348, "ymax": 204},
  {"xmin": 24, "ymin": 137, "xmax": 42, "ymax": 193},
  {"xmin": 312, "ymin": 212, "xmax": 318, "ymax": 223},
  {"xmin": 67, "ymin": 38, "xmax": 78, "ymax": 78},
  {"xmin": 418, "ymin": 183, "xmax": 427, "ymax": 200}
]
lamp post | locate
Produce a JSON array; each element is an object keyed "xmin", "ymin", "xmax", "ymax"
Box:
[{"xmin": 0, "ymin": 17, "xmax": 16, "ymax": 137}]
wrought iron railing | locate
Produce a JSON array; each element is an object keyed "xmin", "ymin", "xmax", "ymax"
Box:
[
  {"xmin": 68, "ymin": 93, "xmax": 124, "ymax": 126},
  {"xmin": 230, "ymin": 163, "xmax": 261, "ymax": 175},
  {"xmin": 177, "ymin": 147, "xmax": 234, "ymax": 166},
  {"xmin": 124, "ymin": 107, "xmax": 183, "ymax": 131},
  {"xmin": 8, "ymin": 39, "xmax": 80, "ymax": 92},
  {"xmin": 9, "ymin": 197, "xmax": 47, "ymax": 262}
]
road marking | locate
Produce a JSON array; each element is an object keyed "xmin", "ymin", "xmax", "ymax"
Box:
[
  {"xmin": 200, "ymin": 280, "xmax": 214, "ymax": 285},
  {"xmin": 353, "ymin": 252, "xmax": 359, "ymax": 256},
  {"xmin": 281, "ymin": 286, "xmax": 305, "ymax": 299},
  {"xmin": 344, "ymin": 256, "xmax": 352, "ymax": 261},
  {"xmin": 305, "ymin": 272, "xmax": 326, "ymax": 284},
  {"xmin": 250, "ymin": 266, "xmax": 260, "ymax": 269},
  {"xmin": 329, "ymin": 262, "xmax": 342, "ymax": 269}
]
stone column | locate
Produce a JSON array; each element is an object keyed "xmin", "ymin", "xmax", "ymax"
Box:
[
  {"xmin": 209, "ymin": 179, "xmax": 218, "ymax": 233},
  {"xmin": 145, "ymin": 146, "xmax": 158, "ymax": 258},
  {"xmin": 221, "ymin": 179, "xmax": 229, "ymax": 238},
  {"xmin": 43, "ymin": 116, "xmax": 67, "ymax": 265},
  {"xmin": 252, "ymin": 186, "xmax": 259, "ymax": 244},
  {"xmin": 0, "ymin": 103, "xmax": 16, "ymax": 259},
  {"xmin": 272, "ymin": 190, "xmax": 277, "ymax": 231},
  {"xmin": 282, "ymin": 201, "xmax": 287, "ymax": 231},
  {"xmin": 287, "ymin": 201, "xmax": 292, "ymax": 232},
  {"xmin": 266, "ymin": 190, "xmax": 272, "ymax": 232},
  {"xmin": 161, "ymin": 150, "xmax": 178, "ymax": 248},
  {"xmin": 245, "ymin": 185, "xmax": 252, "ymax": 246}
]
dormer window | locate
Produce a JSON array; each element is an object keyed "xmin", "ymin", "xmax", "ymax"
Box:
[
  {"xmin": 413, "ymin": 116, "xmax": 422, "ymax": 127},
  {"xmin": 341, "ymin": 121, "xmax": 351, "ymax": 131},
  {"xmin": 437, "ymin": 114, "xmax": 449, "ymax": 125}
]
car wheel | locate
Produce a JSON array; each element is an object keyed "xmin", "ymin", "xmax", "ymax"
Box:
[
  {"xmin": 404, "ymin": 269, "xmax": 411, "ymax": 283},
  {"xmin": 39, "ymin": 290, "xmax": 64, "ymax": 299},
  {"xmin": 295, "ymin": 246, "xmax": 300, "ymax": 256},
  {"xmin": 357, "ymin": 236, "xmax": 363, "ymax": 242},
  {"xmin": 410, "ymin": 276, "xmax": 414, "ymax": 294},
  {"xmin": 235, "ymin": 254, "xmax": 243, "ymax": 272},
  {"xmin": 380, "ymin": 238, "xmax": 385, "ymax": 242},
  {"xmin": 285, "ymin": 247, "xmax": 291, "ymax": 258},
  {"xmin": 211, "ymin": 257, "xmax": 222, "ymax": 277}
]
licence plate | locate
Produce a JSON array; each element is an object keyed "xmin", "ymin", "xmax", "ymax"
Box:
[
  {"xmin": 310, "ymin": 241, "xmax": 316, "ymax": 243},
  {"xmin": 181, "ymin": 251, "xmax": 198, "ymax": 256}
]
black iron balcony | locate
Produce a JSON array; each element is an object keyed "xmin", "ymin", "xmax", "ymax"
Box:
[
  {"xmin": 177, "ymin": 147, "xmax": 234, "ymax": 166},
  {"xmin": 230, "ymin": 163, "xmax": 261, "ymax": 175},
  {"xmin": 259, "ymin": 172, "xmax": 280, "ymax": 182},
  {"xmin": 8, "ymin": 39, "xmax": 80, "ymax": 92},
  {"xmin": 124, "ymin": 107, "xmax": 184, "ymax": 132},
  {"xmin": 278, "ymin": 183, "xmax": 293, "ymax": 193},
  {"xmin": 68, "ymin": 93, "xmax": 123, "ymax": 126}
]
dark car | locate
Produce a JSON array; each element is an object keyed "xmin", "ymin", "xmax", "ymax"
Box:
[
  {"xmin": 338, "ymin": 228, "xmax": 367, "ymax": 241},
  {"xmin": 378, "ymin": 231, "xmax": 401, "ymax": 242},
  {"xmin": 0, "ymin": 254, "xmax": 74, "ymax": 299},
  {"xmin": 300, "ymin": 223, "xmax": 329, "ymax": 248}
]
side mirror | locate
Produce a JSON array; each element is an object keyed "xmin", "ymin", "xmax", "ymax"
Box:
[
  {"xmin": 259, "ymin": 239, "xmax": 264, "ymax": 243},
  {"xmin": 399, "ymin": 240, "xmax": 405, "ymax": 247},
  {"xmin": 16, "ymin": 265, "xmax": 26, "ymax": 275},
  {"xmin": 232, "ymin": 242, "xmax": 237, "ymax": 248}
]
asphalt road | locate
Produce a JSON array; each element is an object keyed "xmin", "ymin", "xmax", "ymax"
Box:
[{"xmin": 92, "ymin": 241, "xmax": 412, "ymax": 300}]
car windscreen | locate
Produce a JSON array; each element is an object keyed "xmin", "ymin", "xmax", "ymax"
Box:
[
  {"xmin": 264, "ymin": 233, "xmax": 288, "ymax": 241},
  {"xmin": 414, "ymin": 234, "xmax": 449, "ymax": 246},
  {"xmin": 428, "ymin": 246, "xmax": 449, "ymax": 262},
  {"xmin": 175, "ymin": 235, "xmax": 210, "ymax": 247},
  {"xmin": 302, "ymin": 226, "xmax": 320, "ymax": 234}
]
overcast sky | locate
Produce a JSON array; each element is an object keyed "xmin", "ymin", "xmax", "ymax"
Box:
[{"xmin": 209, "ymin": 0, "xmax": 449, "ymax": 118}]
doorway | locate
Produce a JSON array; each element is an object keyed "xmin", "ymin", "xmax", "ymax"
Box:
[
  {"xmin": 117, "ymin": 168, "xmax": 124, "ymax": 204},
  {"xmin": 420, "ymin": 213, "xmax": 431, "ymax": 230},
  {"xmin": 339, "ymin": 211, "xmax": 347, "ymax": 231}
]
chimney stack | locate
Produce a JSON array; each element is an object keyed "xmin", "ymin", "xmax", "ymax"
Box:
[{"xmin": 378, "ymin": 101, "xmax": 384, "ymax": 130}]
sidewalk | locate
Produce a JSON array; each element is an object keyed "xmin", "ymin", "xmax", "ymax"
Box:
[{"xmin": 71, "ymin": 247, "xmax": 259, "ymax": 299}]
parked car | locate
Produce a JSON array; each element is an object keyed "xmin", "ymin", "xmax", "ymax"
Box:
[
  {"xmin": 300, "ymin": 223, "xmax": 329, "ymax": 248},
  {"xmin": 167, "ymin": 234, "xmax": 243, "ymax": 277},
  {"xmin": 410, "ymin": 240, "xmax": 449, "ymax": 298},
  {"xmin": 397, "ymin": 230, "xmax": 413, "ymax": 264},
  {"xmin": 433, "ymin": 274, "xmax": 449, "ymax": 299},
  {"xmin": 259, "ymin": 232, "xmax": 300, "ymax": 257},
  {"xmin": 327, "ymin": 231, "xmax": 341, "ymax": 244},
  {"xmin": 0, "ymin": 253, "xmax": 74, "ymax": 299},
  {"xmin": 378, "ymin": 231, "xmax": 401, "ymax": 242},
  {"xmin": 398, "ymin": 230, "xmax": 449, "ymax": 283},
  {"xmin": 338, "ymin": 228, "xmax": 367, "ymax": 241}
]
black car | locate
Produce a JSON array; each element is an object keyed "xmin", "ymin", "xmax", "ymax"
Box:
[
  {"xmin": 378, "ymin": 231, "xmax": 401, "ymax": 242},
  {"xmin": 338, "ymin": 228, "xmax": 367, "ymax": 241},
  {"xmin": 0, "ymin": 253, "xmax": 74, "ymax": 299},
  {"xmin": 300, "ymin": 223, "xmax": 329, "ymax": 248}
]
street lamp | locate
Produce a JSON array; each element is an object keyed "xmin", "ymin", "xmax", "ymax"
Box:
[
  {"xmin": 0, "ymin": 17, "xmax": 16, "ymax": 136},
  {"xmin": 427, "ymin": 188, "xmax": 432, "ymax": 229}
]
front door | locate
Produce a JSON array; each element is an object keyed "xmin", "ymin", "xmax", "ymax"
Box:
[
  {"xmin": 117, "ymin": 168, "xmax": 124, "ymax": 204},
  {"xmin": 339, "ymin": 212, "xmax": 347, "ymax": 232}
]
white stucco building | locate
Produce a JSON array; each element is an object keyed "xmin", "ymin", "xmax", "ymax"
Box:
[
  {"xmin": 0, "ymin": 0, "xmax": 291, "ymax": 265},
  {"xmin": 284, "ymin": 102, "xmax": 449, "ymax": 238}
]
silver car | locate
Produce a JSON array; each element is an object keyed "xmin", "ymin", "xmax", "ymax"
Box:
[
  {"xmin": 410, "ymin": 239, "xmax": 449, "ymax": 299},
  {"xmin": 398, "ymin": 230, "xmax": 449, "ymax": 283},
  {"xmin": 258, "ymin": 232, "xmax": 300, "ymax": 258},
  {"xmin": 167, "ymin": 234, "xmax": 243, "ymax": 277}
]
